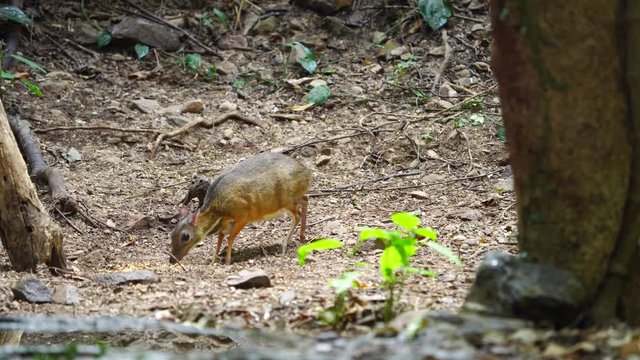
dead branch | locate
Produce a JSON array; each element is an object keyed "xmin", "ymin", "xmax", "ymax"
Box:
[
  {"xmin": 149, "ymin": 112, "xmax": 262, "ymax": 159},
  {"xmin": 122, "ymin": 0, "xmax": 222, "ymax": 58},
  {"xmin": 310, "ymin": 169, "xmax": 503, "ymax": 197},
  {"xmin": 8, "ymin": 115, "xmax": 80, "ymax": 215},
  {"xmin": 431, "ymin": 29, "xmax": 452, "ymax": 94},
  {"xmin": 34, "ymin": 125, "xmax": 161, "ymax": 134},
  {"xmin": 283, "ymin": 123, "xmax": 397, "ymax": 154}
]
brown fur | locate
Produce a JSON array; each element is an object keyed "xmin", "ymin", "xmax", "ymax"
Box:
[{"xmin": 170, "ymin": 152, "xmax": 312, "ymax": 265}]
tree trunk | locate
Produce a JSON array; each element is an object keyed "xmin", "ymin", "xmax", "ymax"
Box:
[
  {"xmin": 490, "ymin": 0, "xmax": 640, "ymax": 324},
  {"xmin": 0, "ymin": 98, "xmax": 67, "ymax": 272}
]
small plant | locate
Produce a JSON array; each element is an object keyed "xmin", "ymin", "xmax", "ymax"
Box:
[
  {"xmin": 412, "ymin": 89, "xmax": 430, "ymax": 106},
  {"xmin": 393, "ymin": 56, "xmax": 417, "ymax": 82},
  {"xmin": 297, "ymin": 238, "xmax": 343, "ymax": 266},
  {"xmin": 0, "ymin": 53, "xmax": 45, "ymax": 96},
  {"xmin": 357, "ymin": 212, "xmax": 460, "ymax": 322},
  {"xmin": 134, "ymin": 43, "xmax": 150, "ymax": 59},
  {"xmin": 422, "ymin": 128, "xmax": 433, "ymax": 142},
  {"xmin": 418, "ymin": 0, "xmax": 453, "ymax": 31},
  {"xmin": 207, "ymin": 64, "xmax": 218, "ymax": 78},
  {"xmin": 286, "ymin": 41, "xmax": 317, "ymax": 74},
  {"xmin": 320, "ymin": 271, "xmax": 361, "ymax": 326},
  {"xmin": 201, "ymin": 8, "xmax": 229, "ymax": 29},
  {"xmin": 178, "ymin": 53, "xmax": 201, "ymax": 71}
]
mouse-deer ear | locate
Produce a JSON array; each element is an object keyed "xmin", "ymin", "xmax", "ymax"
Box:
[{"xmin": 177, "ymin": 205, "xmax": 191, "ymax": 220}]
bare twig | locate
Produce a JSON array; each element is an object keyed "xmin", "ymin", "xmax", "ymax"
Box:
[
  {"xmin": 64, "ymin": 39, "xmax": 100, "ymax": 58},
  {"xmin": 307, "ymin": 215, "xmax": 338, "ymax": 227},
  {"xmin": 270, "ymin": 113, "xmax": 303, "ymax": 121},
  {"xmin": 337, "ymin": 170, "xmax": 423, "ymax": 190},
  {"xmin": 149, "ymin": 112, "xmax": 262, "ymax": 158},
  {"xmin": 310, "ymin": 169, "xmax": 503, "ymax": 196},
  {"xmin": 431, "ymin": 30, "xmax": 452, "ymax": 94},
  {"xmin": 54, "ymin": 208, "xmax": 83, "ymax": 234},
  {"xmin": 458, "ymin": 130, "xmax": 475, "ymax": 172},
  {"xmin": 165, "ymin": 250, "xmax": 188, "ymax": 272},
  {"xmin": 35, "ymin": 125, "xmax": 161, "ymax": 134}
]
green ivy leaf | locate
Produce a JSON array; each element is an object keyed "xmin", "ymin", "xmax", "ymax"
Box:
[
  {"xmin": 391, "ymin": 212, "xmax": 420, "ymax": 231},
  {"xmin": 97, "ymin": 31, "xmax": 112, "ymax": 48},
  {"xmin": 418, "ymin": 0, "xmax": 452, "ymax": 31},
  {"xmin": 289, "ymin": 41, "xmax": 317, "ymax": 74},
  {"xmin": 297, "ymin": 238, "xmax": 343, "ymax": 266},
  {"xmin": 134, "ymin": 43, "xmax": 150, "ymax": 59},
  {"xmin": 212, "ymin": 8, "xmax": 229, "ymax": 27},
  {"xmin": 328, "ymin": 271, "xmax": 359, "ymax": 294},
  {"xmin": 20, "ymin": 79, "xmax": 42, "ymax": 96},
  {"xmin": 415, "ymin": 227, "xmax": 438, "ymax": 241},
  {"xmin": 11, "ymin": 54, "xmax": 46, "ymax": 73},
  {"xmin": 307, "ymin": 84, "xmax": 331, "ymax": 105},
  {"xmin": 425, "ymin": 241, "xmax": 462, "ymax": 266},
  {"xmin": 0, "ymin": 5, "xmax": 31, "ymax": 25},
  {"xmin": 184, "ymin": 53, "xmax": 201, "ymax": 71}
]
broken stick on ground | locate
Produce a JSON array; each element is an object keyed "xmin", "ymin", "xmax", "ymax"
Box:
[{"xmin": 148, "ymin": 111, "xmax": 262, "ymax": 159}]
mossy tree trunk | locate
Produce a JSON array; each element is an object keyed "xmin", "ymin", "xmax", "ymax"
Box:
[
  {"xmin": 0, "ymin": 99, "xmax": 67, "ymax": 273},
  {"xmin": 490, "ymin": 0, "xmax": 640, "ymax": 324}
]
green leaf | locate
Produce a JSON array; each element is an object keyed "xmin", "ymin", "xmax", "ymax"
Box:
[
  {"xmin": 380, "ymin": 246, "xmax": 403, "ymax": 281},
  {"xmin": 0, "ymin": 5, "xmax": 31, "ymax": 25},
  {"xmin": 470, "ymin": 114, "xmax": 485, "ymax": 126},
  {"xmin": 97, "ymin": 31, "xmax": 112, "ymax": 48},
  {"xmin": 307, "ymin": 84, "xmax": 331, "ymax": 105},
  {"xmin": 212, "ymin": 8, "xmax": 229, "ymax": 27},
  {"xmin": 207, "ymin": 64, "xmax": 218, "ymax": 77},
  {"xmin": 391, "ymin": 212, "xmax": 420, "ymax": 231},
  {"xmin": 359, "ymin": 227, "xmax": 390, "ymax": 242},
  {"xmin": 232, "ymin": 79, "xmax": 245, "ymax": 88},
  {"xmin": 297, "ymin": 238, "xmax": 343, "ymax": 266},
  {"xmin": 405, "ymin": 266, "xmax": 437, "ymax": 277},
  {"xmin": 10, "ymin": 54, "xmax": 46, "ymax": 73},
  {"xmin": 20, "ymin": 79, "xmax": 42, "ymax": 96},
  {"xmin": 328, "ymin": 271, "xmax": 359, "ymax": 294},
  {"xmin": 496, "ymin": 124, "xmax": 506, "ymax": 142},
  {"xmin": 288, "ymin": 41, "xmax": 317, "ymax": 74},
  {"xmin": 0, "ymin": 69, "xmax": 16, "ymax": 79},
  {"xmin": 184, "ymin": 53, "xmax": 201, "ymax": 71},
  {"xmin": 393, "ymin": 237, "xmax": 416, "ymax": 264},
  {"xmin": 425, "ymin": 241, "xmax": 462, "ymax": 266},
  {"xmin": 415, "ymin": 227, "xmax": 438, "ymax": 241},
  {"xmin": 134, "ymin": 43, "xmax": 150, "ymax": 59},
  {"xmin": 418, "ymin": 0, "xmax": 453, "ymax": 31}
]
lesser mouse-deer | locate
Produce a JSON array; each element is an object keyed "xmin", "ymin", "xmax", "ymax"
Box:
[{"xmin": 170, "ymin": 152, "xmax": 312, "ymax": 265}]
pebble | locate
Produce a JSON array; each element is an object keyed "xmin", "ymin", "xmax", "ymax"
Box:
[
  {"xmin": 227, "ymin": 269, "xmax": 271, "ymax": 289},
  {"xmin": 11, "ymin": 277, "xmax": 52, "ymax": 303},
  {"xmin": 222, "ymin": 128, "xmax": 234, "ymax": 140},
  {"xmin": 219, "ymin": 100, "xmax": 238, "ymax": 112},
  {"xmin": 181, "ymin": 99, "xmax": 204, "ymax": 114}
]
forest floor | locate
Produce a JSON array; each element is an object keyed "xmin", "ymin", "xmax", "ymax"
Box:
[{"xmin": 0, "ymin": 0, "xmax": 518, "ymax": 351}]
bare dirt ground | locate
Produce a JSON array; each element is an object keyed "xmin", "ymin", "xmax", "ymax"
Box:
[{"xmin": 0, "ymin": 0, "xmax": 516, "ymax": 340}]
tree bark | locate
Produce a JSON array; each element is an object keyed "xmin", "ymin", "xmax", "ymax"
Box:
[
  {"xmin": 490, "ymin": 0, "xmax": 640, "ymax": 323},
  {"xmin": 0, "ymin": 98, "xmax": 67, "ymax": 273}
]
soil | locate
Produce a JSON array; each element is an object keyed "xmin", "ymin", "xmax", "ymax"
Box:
[{"xmin": 0, "ymin": 0, "xmax": 516, "ymax": 346}]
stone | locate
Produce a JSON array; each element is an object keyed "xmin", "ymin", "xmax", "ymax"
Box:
[
  {"xmin": 227, "ymin": 269, "xmax": 271, "ymax": 289},
  {"xmin": 52, "ymin": 284, "xmax": 81, "ymax": 305},
  {"xmin": 110, "ymin": 16, "xmax": 182, "ymax": 51},
  {"xmin": 315, "ymin": 155, "xmax": 331, "ymax": 166},
  {"xmin": 294, "ymin": 0, "xmax": 352, "ymax": 15},
  {"xmin": 309, "ymin": 79, "xmax": 328, "ymax": 88},
  {"xmin": 350, "ymin": 85, "xmax": 365, "ymax": 94},
  {"xmin": 409, "ymin": 191, "xmax": 429, "ymax": 199},
  {"xmin": 130, "ymin": 98, "xmax": 160, "ymax": 114},
  {"xmin": 455, "ymin": 69, "xmax": 471, "ymax": 78},
  {"xmin": 369, "ymin": 63, "xmax": 383, "ymax": 74},
  {"xmin": 493, "ymin": 177, "xmax": 514, "ymax": 192},
  {"xmin": 216, "ymin": 61, "xmax": 239, "ymax": 76},
  {"xmin": 46, "ymin": 71, "xmax": 74, "ymax": 81},
  {"xmin": 73, "ymin": 22, "xmax": 102, "ymax": 45},
  {"xmin": 217, "ymin": 34, "xmax": 249, "ymax": 50},
  {"xmin": 167, "ymin": 115, "xmax": 190, "ymax": 127},
  {"xmin": 324, "ymin": 16, "xmax": 353, "ymax": 36},
  {"xmin": 11, "ymin": 277, "xmax": 52, "ymax": 303},
  {"xmin": 219, "ymin": 100, "xmax": 238, "ymax": 112},
  {"xmin": 125, "ymin": 215, "xmax": 153, "ymax": 231},
  {"xmin": 41, "ymin": 80, "xmax": 73, "ymax": 93},
  {"xmin": 252, "ymin": 16, "xmax": 278, "ymax": 35},
  {"xmin": 457, "ymin": 208, "xmax": 484, "ymax": 221},
  {"xmin": 181, "ymin": 99, "xmax": 204, "ymax": 114},
  {"xmin": 222, "ymin": 128, "xmax": 234, "ymax": 140},
  {"xmin": 371, "ymin": 31, "xmax": 386, "ymax": 45},
  {"xmin": 93, "ymin": 270, "xmax": 159, "ymax": 286},
  {"xmin": 65, "ymin": 147, "xmax": 83, "ymax": 163},
  {"xmin": 439, "ymin": 83, "xmax": 458, "ymax": 98},
  {"xmin": 280, "ymin": 290, "xmax": 296, "ymax": 305},
  {"xmin": 464, "ymin": 252, "xmax": 586, "ymax": 326}
]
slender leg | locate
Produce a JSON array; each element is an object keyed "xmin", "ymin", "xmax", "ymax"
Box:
[
  {"xmin": 298, "ymin": 195, "xmax": 309, "ymax": 242},
  {"xmin": 282, "ymin": 210, "xmax": 300, "ymax": 256},
  {"xmin": 225, "ymin": 220, "xmax": 247, "ymax": 265},
  {"xmin": 212, "ymin": 231, "xmax": 224, "ymax": 264}
]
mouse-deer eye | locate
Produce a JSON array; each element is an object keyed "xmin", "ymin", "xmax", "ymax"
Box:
[{"xmin": 180, "ymin": 231, "xmax": 191, "ymax": 243}]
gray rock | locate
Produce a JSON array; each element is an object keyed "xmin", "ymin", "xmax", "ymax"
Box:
[
  {"xmin": 51, "ymin": 285, "xmax": 81, "ymax": 305},
  {"xmin": 216, "ymin": 61, "xmax": 239, "ymax": 76},
  {"xmin": 439, "ymin": 83, "xmax": 458, "ymax": 98},
  {"xmin": 65, "ymin": 147, "xmax": 83, "ymax": 163},
  {"xmin": 493, "ymin": 177, "xmax": 514, "ymax": 192},
  {"xmin": 294, "ymin": 0, "xmax": 352, "ymax": 15},
  {"xmin": 167, "ymin": 115, "xmax": 190, "ymax": 127},
  {"xmin": 227, "ymin": 269, "xmax": 271, "ymax": 289},
  {"xmin": 130, "ymin": 98, "xmax": 160, "ymax": 114},
  {"xmin": 222, "ymin": 128, "xmax": 234, "ymax": 140},
  {"xmin": 110, "ymin": 16, "xmax": 182, "ymax": 51},
  {"xmin": 41, "ymin": 80, "xmax": 73, "ymax": 93},
  {"xmin": 181, "ymin": 99, "xmax": 204, "ymax": 114},
  {"xmin": 280, "ymin": 290, "xmax": 296, "ymax": 305},
  {"xmin": 217, "ymin": 34, "xmax": 248, "ymax": 50},
  {"xmin": 464, "ymin": 252, "xmax": 586, "ymax": 326},
  {"xmin": 73, "ymin": 22, "xmax": 102, "ymax": 45},
  {"xmin": 11, "ymin": 277, "xmax": 52, "ymax": 303},
  {"xmin": 219, "ymin": 100, "xmax": 238, "ymax": 112},
  {"xmin": 457, "ymin": 208, "xmax": 483, "ymax": 221},
  {"xmin": 252, "ymin": 16, "xmax": 278, "ymax": 35},
  {"xmin": 93, "ymin": 270, "xmax": 159, "ymax": 286}
]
